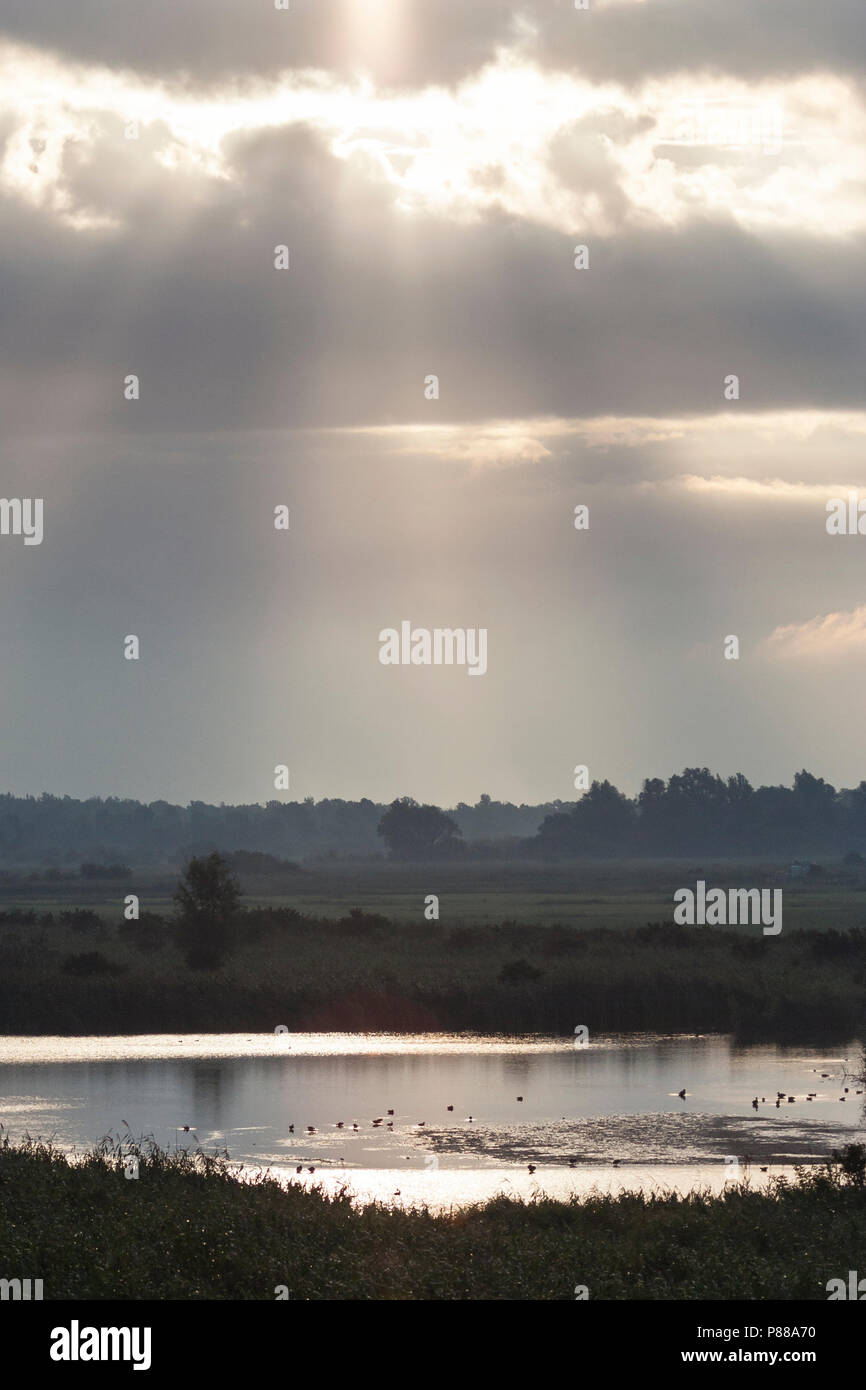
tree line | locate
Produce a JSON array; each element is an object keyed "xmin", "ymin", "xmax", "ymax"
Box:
[
  {"xmin": 0, "ymin": 770, "xmax": 864, "ymax": 865},
  {"xmin": 379, "ymin": 770, "xmax": 866, "ymax": 859},
  {"xmin": 0, "ymin": 791, "xmax": 565, "ymax": 865}
]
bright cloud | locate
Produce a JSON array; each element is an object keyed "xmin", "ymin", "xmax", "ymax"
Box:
[
  {"xmin": 679, "ymin": 476, "xmax": 860, "ymax": 502},
  {"xmin": 2, "ymin": 41, "xmax": 866, "ymax": 236},
  {"xmin": 764, "ymin": 605, "xmax": 866, "ymax": 660}
]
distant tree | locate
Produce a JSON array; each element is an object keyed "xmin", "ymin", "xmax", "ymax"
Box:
[
  {"xmin": 537, "ymin": 780, "xmax": 635, "ymax": 855},
  {"xmin": 226, "ymin": 850, "xmax": 300, "ymax": 878},
  {"xmin": 791, "ymin": 770, "xmax": 838, "ymax": 850},
  {"xmin": 377, "ymin": 798, "xmax": 463, "ymax": 859},
  {"xmin": 80, "ymin": 862, "xmax": 132, "ymax": 880},
  {"xmin": 174, "ymin": 851, "xmax": 241, "ymax": 969},
  {"xmin": 0, "ymin": 768, "xmax": 862, "ymax": 863}
]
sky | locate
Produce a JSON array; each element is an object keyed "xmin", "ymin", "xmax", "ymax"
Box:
[{"xmin": 1, "ymin": 0, "xmax": 865, "ymax": 808}]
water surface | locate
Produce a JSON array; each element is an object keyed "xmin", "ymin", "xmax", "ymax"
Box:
[{"xmin": 1, "ymin": 1031, "xmax": 862, "ymax": 1209}]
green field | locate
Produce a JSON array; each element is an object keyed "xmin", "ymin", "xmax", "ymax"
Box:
[{"xmin": 5, "ymin": 857, "xmax": 866, "ymax": 932}]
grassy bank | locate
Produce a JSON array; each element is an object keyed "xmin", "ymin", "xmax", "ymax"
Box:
[
  {"xmin": 1, "ymin": 1136, "xmax": 865, "ymax": 1300},
  {"xmin": 1, "ymin": 903, "xmax": 865, "ymax": 1037}
]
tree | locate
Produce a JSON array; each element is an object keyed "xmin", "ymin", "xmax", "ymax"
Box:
[
  {"xmin": 174, "ymin": 851, "xmax": 241, "ymax": 968},
  {"xmin": 377, "ymin": 798, "xmax": 463, "ymax": 859},
  {"xmin": 537, "ymin": 780, "xmax": 635, "ymax": 855}
]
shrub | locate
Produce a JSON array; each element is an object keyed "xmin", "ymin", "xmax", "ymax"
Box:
[
  {"xmin": 59, "ymin": 909, "xmax": 101, "ymax": 932},
  {"xmin": 61, "ymin": 951, "xmax": 117, "ymax": 976},
  {"xmin": 499, "ymin": 957, "xmax": 543, "ymax": 984},
  {"xmin": 183, "ymin": 943, "xmax": 225, "ymax": 970},
  {"xmin": 832, "ymin": 1143, "xmax": 866, "ymax": 1187},
  {"xmin": 337, "ymin": 907, "xmax": 388, "ymax": 934}
]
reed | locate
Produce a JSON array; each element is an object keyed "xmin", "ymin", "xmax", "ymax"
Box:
[
  {"xmin": 0, "ymin": 909, "xmax": 864, "ymax": 1038},
  {"xmin": 1, "ymin": 1132, "xmax": 864, "ymax": 1300}
]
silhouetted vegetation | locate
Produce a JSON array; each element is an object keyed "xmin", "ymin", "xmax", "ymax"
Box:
[
  {"xmin": 3, "ymin": 767, "xmax": 866, "ymax": 866},
  {"xmin": 1, "ymin": 901, "xmax": 865, "ymax": 1038},
  {"xmin": 59, "ymin": 908, "xmax": 101, "ymax": 932},
  {"xmin": 535, "ymin": 768, "xmax": 866, "ymax": 859},
  {"xmin": 499, "ymin": 957, "xmax": 544, "ymax": 984},
  {"xmin": 173, "ymin": 852, "xmax": 241, "ymax": 969},
  {"xmin": 377, "ymin": 798, "xmax": 464, "ymax": 859},
  {"xmin": 225, "ymin": 850, "xmax": 301, "ymax": 881},
  {"xmin": 2, "ymin": 1134, "xmax": 865, "ymax": 1300},
  {"xmin": 61, "ymin": 951, "xmax": 119, "ymax": 977},
  {"xmin": 80, "ymin": 861, "xmax": 132, "ymax": 880},
  {"xmin": 0, "ymin": 790, "xmax": 559, "ymax": 864}
]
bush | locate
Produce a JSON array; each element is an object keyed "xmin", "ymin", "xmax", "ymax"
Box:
[
  {"xmin": 61, "ymin": 951, "xmax": 117, "ymax": 976},
  {"xmin": 118, "ymin": 912, "xmax": 167, "ymax": 953},
  {"xmin": 833, "ymin": 1143, "xmax": 866, "ymax": 1187},
  {"xmin": 59, "ymin": 909, "xmax": 101, "ymax": 932},
  {"xmin": 337, "ymin": 907, "xmax": 388, "ymax": 934},
  {"xmin": 499, "ymin": 957, "xmax": 544, "ymax": 984},
  {"xmin": 183, "ymin": 943, "xmax": 225, "ymax": 970}
]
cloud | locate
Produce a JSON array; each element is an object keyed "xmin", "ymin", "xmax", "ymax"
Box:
[
  {"xmin": 764, "ymin": 605, "xmax": 866, "ymax": 659},
  {"xmin": 3, "ymin": 1, "xmax": 866, "ymax": 91},
  {"xmin": 5, "ymin": 43, "xmax": 866, "ymax": 240},
  {"xmin": 0, "ymin": 0, "xmax": 522, "ymax": 91},
  {"xmin": 5, "ymin": 1, "xmax": 866, "ymax": 801},
  {"xmin": 1, "ymin": 106, "xmax": 866, "ymax": 438},
  {"xmin": 532, "ymin": 0, "xmax": 866, "ymax": 86},
  {"xmin": 678, "ymin": 476, "xmax": 860, "ymax": 501}
]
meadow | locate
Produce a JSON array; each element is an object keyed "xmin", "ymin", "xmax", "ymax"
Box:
[{"xmin": 5, "ymin": 855, "xmax": 866, "ymax": 930}]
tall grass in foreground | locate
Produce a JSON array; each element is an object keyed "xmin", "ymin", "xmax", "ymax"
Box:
[{"xmin": 1, "ymin": 1133, "xmax": 864, "ymax": 1300}]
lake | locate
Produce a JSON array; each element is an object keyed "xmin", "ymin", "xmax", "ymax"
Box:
[{"xmin": 1, "ymin": 1031, "xmax": 863, "ymax": 1210}]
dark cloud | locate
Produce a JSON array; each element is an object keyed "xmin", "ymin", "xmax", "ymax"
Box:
[
  {"xmin": 533, "ymin": 0, "xmax": 866, "ymax": 86},
  {"xmin": 0, "ymin": 0, "xmax": 520, "ymax": 89},
  {"xmin": 0, "ymin": 1, "xmax": 864, "ymax": 90},
  {"xmin": 546, "ymin": 116, "xmax": 639, "ymax": 227},
  {"xmin": 0, "ymin": 120, "xmax": 864, "ymax": 437}
]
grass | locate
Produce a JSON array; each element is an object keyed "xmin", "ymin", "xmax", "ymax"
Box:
[
  {"xmin": 1, "ymin": 858, "xmax": 865, "ymax": 1037},
  {"xmin": 1, "ymin": 1133, "xmax": 864, "ymax": 1300},
  {"xmin": 6, "ymin": 855, "xmax": 866, "ymax": 929},
  {"xmin": 0, "ymin": 902, "xmax": 865, "ymax": 1037}
]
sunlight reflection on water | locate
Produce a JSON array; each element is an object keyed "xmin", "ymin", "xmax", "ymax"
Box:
[{"xmin": 1, "ymin": 1031, "xmax": 862, "ymax": 1209}]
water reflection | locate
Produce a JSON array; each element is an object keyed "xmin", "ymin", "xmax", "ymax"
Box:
[{"xmin": 0, "ymin": 1032, "xmax": 862, "ymax": 1209}]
